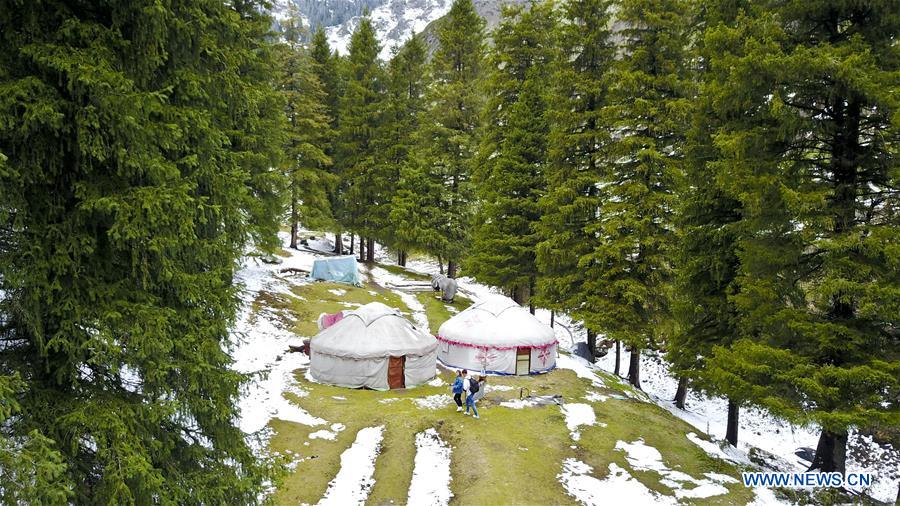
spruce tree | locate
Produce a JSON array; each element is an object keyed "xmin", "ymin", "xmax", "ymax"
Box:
[
  {"xmin": 535, "ymin": 0, "xmax": 615, "ymax": 361},
  {"xmin": 275, "ymin": 40, "xmax": 334, "ymax": 249},
  {"xmin": 0, "ymin": 1, "xmax": 282, "ymax": 502},
  {"xmin": 579, "ymin": 0, "xmax": 693, "ymax": 388},
  {"xmin": 334, "ymin": 15, "xmax": 385, "ymax": 262},
  {"xmin": 667, "ymin": 0, "xmax": 749, "ymax": 445},
  {"xmin": 379, "ymin": 34, "xmax": 428, "ymax": 266},
  {"xmin": 413, "ymin": 0, "xmax": 486, "ymax": 277},
  {"xmin": 469, "ymin": 2, "xmax": 557, "ymax": 306},
  {"xmin": 311, "ymin": 26, "xmax": 347, "ymax": 253},
  {"xmin": 703, "ymin": 1, "xmax": 900, "ymax": 472}
]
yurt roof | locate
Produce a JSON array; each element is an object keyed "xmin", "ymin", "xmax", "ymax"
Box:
[
  {"xmin": 311, "ymin": 302, "xmax": 437, "ymax": 359},
  {"xmin": 437, "ymin": 295, "xmax": 557, "ymax": 348}
]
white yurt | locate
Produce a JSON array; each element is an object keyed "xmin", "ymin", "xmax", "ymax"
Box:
[
  {"xmin": 437, "ymin": 295, "xmax": 558, "ymax": 375},
  {"xmin": 310, "ymin": 302, "xmax": 437, "ymax": 390}
]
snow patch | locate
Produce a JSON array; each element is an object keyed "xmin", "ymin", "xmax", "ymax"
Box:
[
  {"xmin": 615, "ymin": 439, "xmax": 729, "ymax": 499},
  {"xmin": 407, "ymin": 428, "xmax": 453, "ymax": 506},
  {"xmin": 558, "ymin": 460, "xmax": 677, "ymax": 505},
  {"xmin": 561, "ymin": 403, "xmax": 602, "ymax": 441},
  {"xmin": 317, "ymin": 426, "xmax": 384, "ymax": 506},
  {"xmin": 413, "ymin": 394, "xmax": 453, "ymax": 410},
  {"xmin": 367, "ymin": 266, "xmax": 430, "ymax": 331},
  {"xmin": 556, "ymin": 354, "xmax": 606, "ymax": 389},
  {"xmin": 585, "ymin": 391, "xmax": 609, "ymax": 403}
]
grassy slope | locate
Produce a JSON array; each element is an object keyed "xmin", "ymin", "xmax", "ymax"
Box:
[{"xmin": 261, "ymin": 263, "xmax": 755, "ymax": 505}]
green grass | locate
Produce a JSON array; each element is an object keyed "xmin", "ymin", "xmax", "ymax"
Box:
[
  {"xmin": 253, "ymin": 279, "xmax": 412, "ymax": 338},
  {"xmin": 269, "ymin": 365, "xmax": 756, "ymax": 505},
  {"xmin": 257, "ymin": 261, "xmax": 757, "ymax": 505},
  {"xmin": 377, "ymin": 263, "xmax": 432, "ymax": 281},
  {"xmin": 416, "ymin": 292, "xmax": 473, "ymax": 335}
]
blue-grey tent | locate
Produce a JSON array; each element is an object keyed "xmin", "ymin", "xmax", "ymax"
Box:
[{"xmin": 310, "ymin": 255, "xmax": 361, "ymax": 286}]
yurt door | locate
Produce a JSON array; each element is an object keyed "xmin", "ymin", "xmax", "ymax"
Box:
[
  {"xmin": 515, "ymin": 348, "xmax": 531, "ymax": 375},
  {"xmin": 388, "ymin": 356, "xmax": 406, "ymax": 389}
]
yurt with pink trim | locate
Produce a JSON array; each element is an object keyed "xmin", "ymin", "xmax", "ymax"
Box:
[{"xmin": 436, "ymin": 296, "xmax": 557, "ymax": 375}]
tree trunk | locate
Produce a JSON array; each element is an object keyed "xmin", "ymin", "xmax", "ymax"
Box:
[
  {"xmin": 447, "ymin": 260, "xmax": 458, "ymax": 279},
  {"xmin": 674, "ymin": 376, "xmax": 689, "ymax": 410},
  {"xmin": 586, "ymin": 329, "xmax": 597, "ymax": 363},
  {"xmin": 726, "ymin": 398, "xmax": 739, "ymax": 447},
  {"xmin": 438, "ymin": 256, "xmax": 444, "ymax": 275},
  {"xmin": 512, "ymin": 284, "xmax": 530, "ymax": 306},
  {"xmin": 289, "ymin": 183, "xmax": 299, "ymax": 249},
  {"xmin": 550, "ymin": 311, "xmax": 555, "ymax": 328},
  {"xmin": 366, "ymin": 237, "xmax": 374, "ymax": 263},
  {"xmin": 349, "ymin": 234, "xmax": 355, "ymax": 254},
  {"xmin": 614, "ymin": 340, "xmax": 621, "ymax": 376},
  {"xmin": 334, "ymin": 232, "xmax": 343, "ymax": 255},
  {"xmin": 398, "ymin": 250, "xmax": 407, "ymax": 267},
  {"xmin": 358, "ymin": 236, "xmax": 365, "ymax": 262},
  {"xmin": 529, "ymin": 303, "xmax": 535, "ymax": 315},
  {"xmin": 628, "ymin": 346, "xmax": 641, "ymax": 390},
  {"xmin": 808, "ymin": 429, "xmax": 848, "ymax": 473}
]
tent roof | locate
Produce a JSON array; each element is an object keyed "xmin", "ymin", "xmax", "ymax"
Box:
[
  {"xmin": 310, "ymin": 255, "xmax": 361, "ymax": 286},
  {"xmin": 311, "ymin": 302, "xmax": 436, "ymax": 359},
  {"xmin": 437, "ymin": 295, "xmax": 556, "ymax": 348}
]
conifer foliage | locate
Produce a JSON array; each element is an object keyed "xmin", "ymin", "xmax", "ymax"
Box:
[
  {"xmin": 334, "ymin": 14, "xmax": 385, "ymax": 262},
  {"xmin": 468, "ymin": 2, "xmax": 557, "ymax": 306},
  {"xmin": 379, "ymin": 34, "xmax": 428, "ymax": 266},
  {"xmin": 0, "ymin": 0, "xmax": 283, "ymax": 502},
  {"xmin": 700, "ymin": 0, "xmax": 900, "ymax": 472},
  {"xmin": 275, "ymin": 32, "xmax": 334, "ymax": 249},
  {"xmin": 411, "ymin": 0, "xmax": 486, "ymax": 278},
  {"xmin": 583, "ymin": 0, "xmax": 694, "ymax": 389},
  {"xmin": 535, "ymin": 0, "xmax": 615, "ymax": 361}
]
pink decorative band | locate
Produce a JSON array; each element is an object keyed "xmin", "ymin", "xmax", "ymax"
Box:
[{"xmin": 435, "ymin": 335, "xmax": 558, "ymax": 351}]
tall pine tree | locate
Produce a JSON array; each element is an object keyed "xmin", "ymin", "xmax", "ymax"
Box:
[
  {"xmin": 666, "ymin": 0, "xmax": 750, "ymax": 446},
  {"xmin": 703, "ymin": 1, "xmax": 900, "ymax": 472},
  {"xmin": 412, "ymin": 0, "xmax": 486, "ymax": 277},
  {"xmin": 469, "ymin": 1, "xmax": 557, "ymax": 306},
  {"xmin": 581, "ymin": 0, "xmax": 694, "ymax": 389},
  {"xmin": 275, "ymin": 38, "xmax": 334, "ymax": 249},
  {"xmin": 535, "ymin": 0, "xmax": 615, "ymax": 362},
  {"xmin": 334, "ymin": 15, "xmax": 385, "ymax": 262},
  {"xmin": 311, "ymin": 26, "xmax": 347, "ymax": 253},
  {"xmin": 379, "ymin": 34, "xmax": 428, "ymax": 266},
  {"xmin": 0, "ymin": 0, "xmax": 283, "ymax": 502}
]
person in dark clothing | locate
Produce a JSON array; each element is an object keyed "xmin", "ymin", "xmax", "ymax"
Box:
[{"xmin": 451, "ymin": 370, "xmax": 465, "ymax": 412}]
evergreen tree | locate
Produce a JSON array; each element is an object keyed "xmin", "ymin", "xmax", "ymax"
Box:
[
  {"xmin": 412, "ymin": 0, "xmax": 486, "ymax": 277},
  {"xmin": 379, "ymin": 34, "xmax": 428, "ymax": 266},
  {"xmin": 535, "ymin": 0, "xmax": 615, "ymax": 361},
  {"xmin": 703, "ymin": 1, "xmax": 900, "ymax": 472},
  {"xmin": 469, "ymin": 1, "xmax": 557, "ymax": 306},
  {"xmin": 275, "ymin": 40, "xmax": 334, "ymax": 249},
  {"xmin": 0, "ymin": 1, "xmax": 283, "ymax": 502},
  {"xmin": 580, "ymin": 0, "xmax": 694, "ymax": 389},
  {"xmin": 667, "ymin": 0, "xmax": 749, "ymax": 445},
  {"xmin": 311, "ymin": 26, "xmax": 347, "ymax": 253},
  {"xmin": 334, "ymin": 15, "xmax": 385, "ymax": 263}
]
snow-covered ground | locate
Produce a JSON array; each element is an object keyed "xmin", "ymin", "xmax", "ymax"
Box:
[
  {"xmin": 231, "ymin": 236, "xmax": 326, "ymax": 446},
  {"xmin": 559, "ymin": 459, "xmax": 677, "ymax": 506},
  {"xmin": 407, "ymin": 428, "xmax": 453, "ymax": 506},
  {"xmin": 372, "ymin": 238, "xmax": 900, "ymax": 503},
  {"xmin": 318, "ymin": 426, "xmax": 385, "ymax": 506},
  {"xmin": 230, "ymin": 233, "xmax": 898, "ymax": 504}
]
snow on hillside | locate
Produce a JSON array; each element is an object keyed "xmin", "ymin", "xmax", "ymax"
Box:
[
  {"xmin": 230, "ymin": 234, "xmax": 898, "ymax": 503},
  {"xmin": 367, "ymin": 238, "xmax": 900, "ymax": 504},
  {"xmin": 324, "ymin": 0, "xmax": 452, "ymax": 59}
]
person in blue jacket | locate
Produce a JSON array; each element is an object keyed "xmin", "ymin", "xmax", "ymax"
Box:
[{"xmin": 451, "ymin": 370, "xmax": 465, "ymax": 412}]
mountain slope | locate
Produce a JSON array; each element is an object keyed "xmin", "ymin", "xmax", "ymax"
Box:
[{"xmin": 271, "ymin": 0, "xmax": 530, "ymax": 60}]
